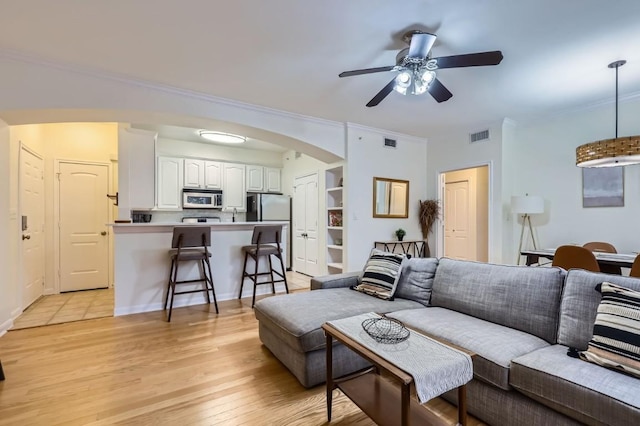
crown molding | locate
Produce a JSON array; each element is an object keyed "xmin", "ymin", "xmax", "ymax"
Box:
[
  {"xmin": 345, "ymin": 122, "xmax": 428, "ymax": 144},
  {"xmin": 0, "ymin": 47, "xmax": 344, "ymax": 130}
]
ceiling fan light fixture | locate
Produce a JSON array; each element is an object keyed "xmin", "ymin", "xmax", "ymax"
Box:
[
  {"xmin": 198, "ymin": 131, "xmax": 246, "ymax": 144},
  {"xmin": 420, "ymin": 69, "xmax": 435, "ymax": 85},
  {"xmin": 393, "ymin": 70, "xmax": 412, "ymax": 95},
  {"xmin": 576, "ymin": 60, "xmax": 640, "ymax": 167}
]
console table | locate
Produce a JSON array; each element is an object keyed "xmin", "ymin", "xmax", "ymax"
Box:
[{"xmin": 374, "ymin": 240, "xmax": 427, "ymax": 258}]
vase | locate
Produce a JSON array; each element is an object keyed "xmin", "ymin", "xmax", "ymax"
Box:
[{"xmin": 397, "ymin": 235, "xmax": 404, "ymax": 241}]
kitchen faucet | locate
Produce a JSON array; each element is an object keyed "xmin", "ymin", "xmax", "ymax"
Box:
[{"xmin": 232, "ymin": 208, "xmax": 237, "ymax": 222}]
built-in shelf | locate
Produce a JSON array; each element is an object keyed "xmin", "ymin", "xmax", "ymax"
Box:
[
  {"xmin": 326, "ymin": 164, "xmax": 344, "ymax": 275},
  {"xmin": 327, "ymin": 262, "xmax": 343, "ymax": 270}
]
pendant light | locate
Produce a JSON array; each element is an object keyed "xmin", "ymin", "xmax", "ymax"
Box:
[{"xmin": 576, "ymin": 60, "xmax": 640, "ymax": 167}]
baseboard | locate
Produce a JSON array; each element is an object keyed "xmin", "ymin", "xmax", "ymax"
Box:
[{"xmin": 0, "ymin": 317, "xmax": 14, "ymax": 337}]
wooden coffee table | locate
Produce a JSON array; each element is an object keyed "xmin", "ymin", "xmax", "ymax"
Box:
[{"xmin": 323, "ymin": 320, "xmax": 474, "ymax": 426}]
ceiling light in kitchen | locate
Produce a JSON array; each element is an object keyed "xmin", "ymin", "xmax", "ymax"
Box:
[{"xmin": 198, "ymin": 131, "xmax": 246, "ymax": 144}]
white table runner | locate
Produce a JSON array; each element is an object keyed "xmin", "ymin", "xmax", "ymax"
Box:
[{"xmin": 328, "ymin": 312, "xmax": 473, "ymax": 403}]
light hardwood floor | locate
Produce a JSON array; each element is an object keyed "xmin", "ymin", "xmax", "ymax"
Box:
[{"xmin": 0, "ymin": 288, "xmax": 486, "ymax": 426}]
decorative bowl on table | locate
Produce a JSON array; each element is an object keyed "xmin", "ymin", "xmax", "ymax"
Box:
[{"xmin": 362, "ymin": 316, "xmax": 410, "ymax": 344}]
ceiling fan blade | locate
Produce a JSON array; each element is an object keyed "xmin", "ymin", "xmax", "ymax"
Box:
[
  {"xmin": 407, "ymin": 32, "xmax": 437, "ymax": 59},
  {"xmin": 428, "ymin": 78, "xmax": 453, "ymax": 103},
  {"xmin": 433, "ymin": 50, "xmax": 503, "ymax": 69},
  {"xmin": 366, "ymin": 79, "xmax": 396, "ymax": 107},
  {"xmin": 339, "ymin": 66, "xmax": 395, "ymax": 78}
]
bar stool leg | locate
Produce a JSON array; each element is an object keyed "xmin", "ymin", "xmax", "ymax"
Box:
[
  {"xmin": 205, "ymin": 257, "xmax": 219, "ymax": 314},
  {"xmin": 167, "ymin": 258, "xmax": 180, "ymax": 322},
  {"xmin": 238, "ymin": 251, "xmax": 249, "ymax": 299},
  {"xmin": 164, "ymin": 259, "xmax": 175, "ymax": 310},
  {"xmin": 199, "ymin": 259, "xmax": 211, "ymax": 304},
  {"xmin": 267, "ymin": 255, "xmax": 276, "ymax": 295},
  {"xmin": 277, "ymin": 252, "xmax": 289, "ymax": 294},
  {"xmin": 252, "ymin": 253, "xmax": 260, "ymax": 308}
]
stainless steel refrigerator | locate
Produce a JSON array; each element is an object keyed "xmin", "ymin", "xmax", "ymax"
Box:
[{"xmin": 246, "ymin": 193, "xmax": 292, "ymax": 269}]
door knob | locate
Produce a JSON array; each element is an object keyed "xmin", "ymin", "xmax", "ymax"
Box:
[
  {"xmin": 101, "ymin": 231, "xmax": 107, "ymax": 236},
  {"xmin": 22, "ymin": 234, "xmax": 31, "ymax": 240}
]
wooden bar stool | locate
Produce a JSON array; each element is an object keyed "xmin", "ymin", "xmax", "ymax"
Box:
[
  {"xmin": 239, "ymin": 225, "xmax": 289, "ymax": 307},
  {"xmin": 164, "ymin": 226, "xmax": 218, "ymax": 322}
]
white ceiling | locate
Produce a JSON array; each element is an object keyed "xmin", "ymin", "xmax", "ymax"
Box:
[{"xmin": 2, "ymin": 1, "xmax": 640, "ymax": 138}]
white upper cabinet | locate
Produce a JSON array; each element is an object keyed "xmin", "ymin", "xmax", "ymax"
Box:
[
  {"xmin": 157, "ymin": 156, "xmax": 183, "ymax": 209},
  {"xmin": 222, "ymin": 163, "xmax": 246, "ymax": 212},
  {"xmin": 246, "ymin": 165, "xmax": 264, "ymax": 192},
  {"xmin": 204, "ymin": 161, "xmax": 222, "ymax": 189},
  {"xmin": 265, "ymin": 167, "xmax": 282, "ymax": 193},
  {"xmin": 184, "ymin": 159, "xmax": 204, "ymax": 188},
  {"xmin": 118, "ymin": 127, "xmax": 156, "ymax": 213},
  {"xmin": 184, "ymin": 159, "xmax": 222, "ymax": 189}
]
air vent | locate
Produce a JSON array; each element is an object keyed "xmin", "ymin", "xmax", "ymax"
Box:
[
  {"xmin": 384, "ymin": 138, "xmax": 397, "ymax": 148},
  {"xmin": 469, "ymin": 129, "xmax": 490, "ymax": 143}
]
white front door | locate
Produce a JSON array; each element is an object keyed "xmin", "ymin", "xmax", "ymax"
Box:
[
  {"xmin": 293, "ymin": 173, "xmax": 319, "ymax": 276},
  {"xmin": 444, "ymin": 180, "xmax": 470, "ymax": 260},
  {"xmin": 59, "ymin": 162, "xmax": 110, "ymax": 292},
  {"xmin": 20, "ymin": 146, "xmax": 45, "ymax": 308}
]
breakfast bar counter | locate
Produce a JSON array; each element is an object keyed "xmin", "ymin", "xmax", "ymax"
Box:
[{"xmin": 111, "ymin": 221, "xmax": 288, "ymax": 316}]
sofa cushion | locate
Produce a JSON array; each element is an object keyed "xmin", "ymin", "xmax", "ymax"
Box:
[
  {"xmin": 579, "ymin": 282, "xmax": 640, "ymax": 379},
  {"xmin": 394, "ymin": 257, "xmax": 438, "ymax": 306},
  {"xmin": 511, "ymin": 344, "xmax": 640, "ymax": 426},
  {"xmin": 558, "ymin": 270, "xmax": 640, "ymax": 350},
  {"xmin": 387, "ymin": 307, "xmax": 550, "ymax": 390},
  {"xmin": 353, "ymin": 248, "xmax": 406, "ymax": 300},
  {"xmin": 254, "ymin": 287, "xmax": 423, "ymax": 353},
  {"xmin": 431, "ymin": 258, "xmax": 566, "ymax": 343}
]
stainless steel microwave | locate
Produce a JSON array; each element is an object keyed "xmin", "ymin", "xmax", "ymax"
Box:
[{"xmin": 182, "ymin": 189, "xmax": 223, "ymax": 209}]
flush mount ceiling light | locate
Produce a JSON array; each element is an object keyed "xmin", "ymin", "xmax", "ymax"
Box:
[
  {"xmin": 198, "ymin": 131, "xmax": 246, "ymax": 144},
  {"xmin": 576, "ymin": 60, "xmax": 640, "ymax": 167}
]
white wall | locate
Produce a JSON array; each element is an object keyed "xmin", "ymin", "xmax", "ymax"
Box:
[
  {"xmin": 427, "ymin": 120, "xmax": 507, "ymax": 263},
  {"xmin": 511, "ymin": 98, "xmax": 640, "ymax": 255},
  {"xmin": 156, "ymin": 138, "xmax": 284, "ymax": 167},
  {"xmin": 345, "ymin": 124, "xmax": 428, "ymax": 272}
]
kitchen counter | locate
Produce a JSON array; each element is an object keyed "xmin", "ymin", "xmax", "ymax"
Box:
[{"xmin": 110, "ymin": 221, "xmax": 289, "ymax": 316}]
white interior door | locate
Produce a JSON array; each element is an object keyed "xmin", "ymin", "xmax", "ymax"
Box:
[
  {"xmin": 293, "ymin": 173, "xmax": 319, "ymax": 276},
  {"xmin": 59, "ymin": 162, "xmax": 110, "ymax": 292},
  {"xmin": 20, "ymin": 146, "xmax": 45, "ymax": 308},
  {"xmin": 444, "ymin": 180, "xmax": 470, "ymax": 260}
]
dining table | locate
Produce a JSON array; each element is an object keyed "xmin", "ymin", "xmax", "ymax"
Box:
[{"xmin": 520, "ymin": 248, "xmax": 637, "ymax": 270}]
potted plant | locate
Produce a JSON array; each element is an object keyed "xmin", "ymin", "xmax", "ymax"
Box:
[
  {"xmin": 418, "ymin": 199, "xmax": 441, "ymax": 257},
  {"xmin": 395, "ymin": 228, "xmax": 406, "ymax": 241}
]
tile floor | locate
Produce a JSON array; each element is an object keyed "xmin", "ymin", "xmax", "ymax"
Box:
[
  {"xmin": 11, "ymin": 288, "xmax": 114, "ymax": 330},
  {"xmin": 10, "ymin": 271, "xmax": 311, "ymax": 330}
]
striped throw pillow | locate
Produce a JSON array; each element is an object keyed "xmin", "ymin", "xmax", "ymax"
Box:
[
  {"xmin": 353, "ymin": 249, "xmax": 406, "ymax": 300},
  {"xmin": 579, "ymin": 281, "xmax": 640, "ymax": 378}
]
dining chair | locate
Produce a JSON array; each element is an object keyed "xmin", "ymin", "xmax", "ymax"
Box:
[
  {"xmin": 630, "ymin": 254, "xmax": 640, "ymax": 278},
  {"xmin": 582, "ymin": 241, "xmax": 621, "ymax": 275},
  {"xmin": 552, "ymin": 245, "xmax": 600, "ymax": 272}
]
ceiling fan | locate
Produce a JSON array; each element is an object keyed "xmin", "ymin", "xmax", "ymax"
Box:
[{"xmin": 339, "ymin": 30, "xmax": 503, "ymax": 107}]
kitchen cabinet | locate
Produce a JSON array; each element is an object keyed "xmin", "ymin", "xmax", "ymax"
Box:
[
  {"xmin": 265, "ymin": 167, "xmax": 282, "ymax": 193},
  {"xmin": 184, "ymin": 159, "xmax": 222, "ymax": 190},
  {"xmin": 204, "ymin": 161, "xmax": 222, "ymax": 189},
  {"xmin": 222, "ymin": 163, "xmax": 246, "ymax": 212},
  {"xmin": 156, "ymin": 156, "xmax": 183, "ymax": 209},
  {"xmin": 246, "ymin": 165, "xmax": 264, "ymax": 192},
  {"xmin": 184, "ymin": 159, "xmax": 204, "ymax": 188}
]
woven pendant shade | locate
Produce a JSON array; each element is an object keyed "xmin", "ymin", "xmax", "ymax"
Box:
[
  {"xmin": 576, "ymin": 136, "xmax": 640, "ymax": 167},
  {"xmin": 576, "ymin": 60, "xmax": 640, "ymax": 168}
]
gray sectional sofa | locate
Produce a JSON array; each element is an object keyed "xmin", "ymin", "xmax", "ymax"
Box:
[{"xmin": 254, "ymin": 257, "xmax": 640, "ymax": 426}]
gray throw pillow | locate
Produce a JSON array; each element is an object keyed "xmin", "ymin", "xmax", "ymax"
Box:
[{"xmin": 394, "ymin": 257, "xmax": 439, "ymax": 306}]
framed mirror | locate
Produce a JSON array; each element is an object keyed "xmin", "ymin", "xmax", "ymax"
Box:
[{"xmin": 373, "ymin": 177, "xmax": 409, "ymax": 218}]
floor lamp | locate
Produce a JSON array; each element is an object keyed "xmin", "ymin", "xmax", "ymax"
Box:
[{"xmin": 511, "ymin": 195, "xmax": 544, "ymax": 265}]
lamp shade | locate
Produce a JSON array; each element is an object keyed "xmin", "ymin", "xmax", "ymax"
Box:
[{"xmin": 511, "ymin": 195, "xmax": 544, "ymax": 214}]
